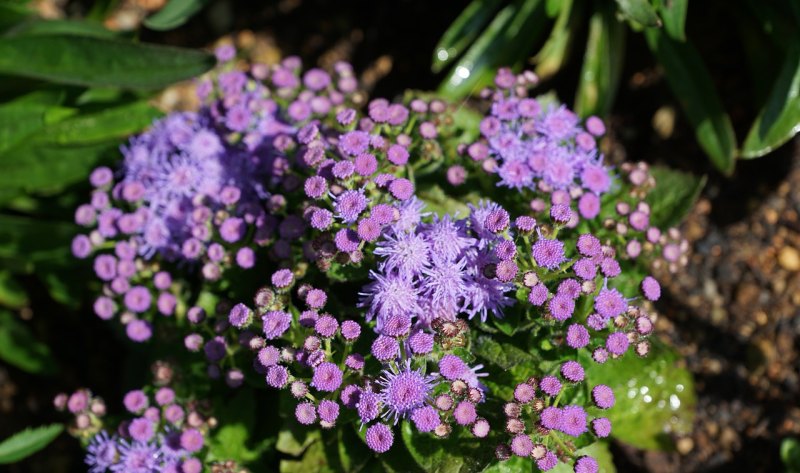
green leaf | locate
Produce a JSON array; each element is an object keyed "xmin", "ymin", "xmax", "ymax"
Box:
[
  {"xmin": 208, "ymin": 389, "xmax": 273, "ymax": 462},
  {"xmin": 0, "ymin": 310, "xmax": 56, "ymax": 375},
  {"xmin": 280, "ymin": 437, "xmax": 333, "ymax": 473},
  {"xmin": 0, "ymin": 424, "xmax": 63, "ymax": 463},
  {"xmin": 645, "ymin": 29, "xmax": 737, "ymax": 174},
  {"xmin": 781, "ymin": 437, "xmax": 800, "ymax": 473},
  {"xmin": 646, "ymin": 166, "xmax": 706, "ymax": 228},
  {"xmin": 550, "ymin": 442, "xmax": 616, "ymax": 472},
  {"xmin": 481, "ymin": 455, "xmax": 533, "ymax": 472},
  {"xmin": 4, "ymin": 19, "xmax": 119, "ymax": 38},
  {"xmin": 144, "ymin": 0, "xmax": 210, "ymax": 31},
  {"xmin": 575, "ymin": 2, "xmax": 626, "ymax": 117},
  {"xmin": 431, "ymin": 0, "xmax": 503, "ymax": 73},
  {"xmin": 0, "ymin": 34, "xmax": 215, "ymax": 89},
  {"xmin": 653, "ymin": 0, "xmax": 687, "ymax": 41},
  {"xmin": 584, "ymin": 341, "xmax": 696, "ymax": 451},
  {"xmin": 0, "ymin": 101, "xmax": 160, "ymax": 194},
  {"xmin": 438, "ymin": 0, "xmax": 548, "ymax": 100},
  {"xmin": 276, "ymin": 425, "xmax": 321, "ymax": 457},
  {"xmin": 0, "ymin": 3, "xmax": 32, "ymax": 34},
  {"xmin": 401, "ymin": 421, "xmax": 491, "ymax": 473},
  {"xmin": 472, "ymin": 335, "xmax": 538, "ymax": 371},
  {"xmin": 614, "ymin": 0, "xmax": 662, "ymax": 27},
  {"xmin": 0, "ymin": 271, "xmax": 28, "ymax": 308},
  {"xmin": 741, "ymin": 43, "xmax": 800, "ymax": 158},
  {"xmin": 534, "ymin": 0, "xmax": 584, "ymax": 80},
  {"xmin": 417, "ymin": 184, "xmax": 473, "ymax": 218}
]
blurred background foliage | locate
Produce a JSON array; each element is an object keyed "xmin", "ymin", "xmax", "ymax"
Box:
[{"xmin": 0, "ymin": 0, "xmax": 798, "ymax": 471}]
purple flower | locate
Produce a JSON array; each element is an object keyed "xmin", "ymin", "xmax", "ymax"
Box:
[
  {"xmin": 408, "ymin": 331, "xmax": 434, "ymax": 355},
  {"xmin": 85, "ymin": 431, "xmax": 119, "ymax": 473},
  {"xmin": 304, "ymin": 176, "xmax": 328, "ymax": 199},
  {"xmin": 111, "ymin": 441, "xmax": 159, "ymax": 472},
  {"xmin": 539, "ymin": 375, "xmax": 561, "ymax": 397},
  {"xmin": 341, "ymin": 320, "xmax": 361, "ymax": 341},
  {"xmin": 411, "ymin": 405, "xmax": 440, "ymax": 432},
  {"xmin": 548, "ymin": 294, "xmax": 575, "ymax": 321},
  {"xmin": 575, "ymin": 456, "xmax": 599, "ymax": 473},
  {"xmin": 94, "ymin": 296, "xmax": 115, "ymax": 320},
  {"xmin": 357, "ymin": 390, "xmax": 381, "ymax": 423},
  {"xmin": 453, "ymin": 401, "xmax": 477, "ymax": 425},
  {"xmin": 296, "ymin": 401, "xmax": 317, "ymax": 425},
  {"xmin": 537, "ymin": 451, "xmax": 558, "ymax": 471},
  {"xmin": 641, "ymin": 276, "xmax": 661, "ymax": 301},
  {"xmin": 228, "ymin": 303, "xmax": 252, "ymax": 328},
  {"xmin": 71, "ymin": 235, "xmax": 93, "ymax": 259},
  {"xmin": 560, "ymin": 361, "xmax": 585, "ymax": 382},
  {"xmin": 559, "ymin": 405, "xmax": 588, "ymax": 437},
  {"xmin": 532, "ymin": 238, "xmax": 566, "ymax": 269},
  {"xmin": 126, "ymin": 320, "xmax": 152, "ymax": 342},
  {"xmin": 128, "ymin": 418, "xmax": 154, "ymax": 442},
  {"xmin": 528, "ymin": 283, "xmax": 548, "ymax": 306},
  {"xmin": 566, "ymin": 324, "xmax": 590, "ymax": 349},
  {"xmin": 606, "ymin": 332, "xmax": 630, "ymax": 355},
  {"xmin": 360, "ymin": 272, "xmax": 421, "ymax": 328},
  {"xmin": 510, "ymin": 434, "xmax": 533, "ymax": 457},
  {"xmin": 377, "ymin": 362, "xmax": 437, "ymax": 422},
  {"xmin": 315, "ymin": 315, "xmax": 339, "ymax": 338},
  {"xmin": 371, "ymin": 335, "xmax": 400, "ymax": 361},
  {"xmin": 387, "ymin": 144, "xmax": 409, "ymax": 165},
  {"xmin": 318, "ymin": 400, "xmax": 340, "ymax": 425},
  {"xmin": 578, "ymin": 193, "xmax": 601, "ymax": 219},
  {"xmin": 262, "ymin": 311, "xmax": 292, "ymax": 339},
  {"xmin": 266, "ymin": 365, "xmax": 289, "ymax": 388},
  {"xmin": 365, "ymin": 423, "xmax": 394, "ymax": 453},
  {"xmin": 438, "ymin": 354, "xmax": 468, "ymax": 380},
  {"xmin": 180, "ymin": 428, "xmax": 204, "ymax": 453},
  {"xmin": 334, "ymin": 189, "xmax": 369, "ymax": 223},
  {"xmin": 340, "ymin": 131, "xmax": 370, "ymax": 156},
  {"xmin": 594, "ymin": 288, "xmax": 626, "ymax": 318},
  {"xmin": 592, "ymin": 417, "xmax": 612, "ymax": 438},
  {"xmin": 514, "ymin": 383, "xmax": 535, "ymax": 403},
  {"xmin": 311, "ymin": 362, "xmax": 343, "ymax": 392},
  {"xmin": 540, "ymin": 406, "xmax": 562, "ymax": 429},
  {"xmin": 592, "ymin": 384, "xmax": 615, "ymax": 409},
  {"xmin": 271, "ymin": 269, "xmax": 294, "ymax": 289}
]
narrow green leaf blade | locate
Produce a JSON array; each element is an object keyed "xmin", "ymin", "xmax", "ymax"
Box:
[
  {"xmin": 646, "ymin": 166, "xmax": 706, "ymax": 228},
  {"xmin": 645, "ymin": 29, "xmax": 737, "ymax": 174},
  {"xmin": 439, "ymin": 0, "xmax": 547, "ymax": 100},
  {"xmin": 741, "ymin": 43, "xmax": 800, "ymax": 158},
  {"xmin": 0, "ymin": 34, "xmax": 215, "ymax": 89},
  {"xmin": 654, "ymin": 0, "xmax": 687, "ymax": 41},
  {"xmin": 575, "ymin": 2, "xmax": 626, "ymax": 117},
  {"xmin": 534, "ymin": 0, "xmax": 584, "ymax": 80},
  {"xmin": 144, "ymin": 0, "xmax": 210, "ymax": 31},
  {"xmin": 5, "ymin": 19, "xmax": 119, "ymax": 38},
  {"xmin": 615, "ymin": 0, "xmax": 662, "ymax": 27},
  {"xmin": 431, "ymin": 0, "xmax": 503, "ymax": 73},
  {"xmin": 0, "ymin": 424, "xmax": 63, "ymax": 463}
]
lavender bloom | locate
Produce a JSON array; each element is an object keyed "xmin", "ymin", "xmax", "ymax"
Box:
[{"xmin": 377, "ymin": 361, "xmax": 437, "ymax": 423}]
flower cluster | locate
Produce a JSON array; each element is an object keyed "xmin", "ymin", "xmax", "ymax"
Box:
[
  {"xmin": 56, "ymin": 386, "xmax": 217, "ymax": 473},
  {"xmin": 65, "ymin": 52, "xmax": 691, "ymax": 472},
  {"xmin": 494, "ymin": 365, "xmax": 613, "ymax": 473},
  {"xmin": 466, "ymin": 68, "xmax": 611, "ymax": 222}
]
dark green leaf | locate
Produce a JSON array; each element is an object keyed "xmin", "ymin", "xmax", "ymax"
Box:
[
  {"xmin": 401, "ymin": 421, "xmax": 491, "ymax": 473},
  {"xmin": 438, "ymin": 0, "xmax": 547, "ymax": 100},
  {"xmin": 781, "ymin": 437, "xmax": 800, "ymax": 473},
  {"xmin": 208, "ymin": 389, "xmax": 273, "ymax": 462},
  {"xmin": 144, "ymin": 0, "xmax": 210, "ymax": 31},
  {"xmin": 615, "ymin": 0, "xmax": 662, "ymax": 27},
  {"xmin": 534, "ymin": 0, "xmax": 584, "ymax": 80},
  {"xmin": 280, "ymin": 437, "xmax": 333, "ymax": 473},
  {"xmin": 481, "ymin": 455, "xmax": 533, "ymax": 472},
  {"xmin": 0, "ymin": 214, "xmax": 75, "ymax": 267},
  {"xmin": 0, "ymin": 424, "xmax": 63, "ymax": 463},
  {"xmin": 646, "ymin": 166, "xmax": 706, "ymax": 228},
  {"xmin": 645, "ymin": 29, "xmax": 737, "ymax": 174},
  {"xmin": 653, "ymin": 0, "xmax": 687, "ymax": 41},
  {"xmin": 0, "ymin": 34, "xmax": 215, "ymax": 89},
  {"xmin": 431, "ymin": 0, "xmax": 503, "ymax": 73},
  {"xmin": 575, "ymin": 2, "xmax": 626, "ymax": 117},
  {"xmin": 741, "ymin": 43, "xmax": 800, "ymax": 158},
  {"xmin": 0, "ymin": 3, "xmax": 32, "ymax": 34},
  {"xmin": 0, "ymin": 272, "xmax": 28, "ymax": 308},
  {"xmin": 0, "ymin": 310, "xmax": 55, "ymax": 374},
  {"xmin": 472, "ymin": 335, "xmax": 538, "ymax": 371},
  {"xmin": 4, "ymin": 19, "xmax": 119, "ymax": 38},
  {"xmin": 0, "ymin": 101, "xmax": 160, "ymax": 194},
  {"xmin": 545, "ymin": 0, "xmax": 562, "ymax": 18},
  {"xmin": 584, "ymin": 341, "xmax": 696, "ymax": 451}
]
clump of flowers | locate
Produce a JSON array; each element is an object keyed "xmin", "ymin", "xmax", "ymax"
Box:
[
  {"xmin": 65, "ymin": 50, "xmax": 693, "ymax": 472},
  {"xmin": 56, "ymin": 385, "xmax": 220, "ymax": 473}
]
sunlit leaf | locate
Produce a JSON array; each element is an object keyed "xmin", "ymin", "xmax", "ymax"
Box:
[
  {"xmin": 0, "ymin": 424, "xmax": 63, "ymax": 464},
  {"xmin": 431, "ymin": 0, "xmax": 504, "ymax": 73},
  {"xmin": 575, "ymin": 2, "xmax": 626, "ymax": 117},
  {"xmin": 144, "ymin": 0, "xmax": 210, "ymax": 31}
]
